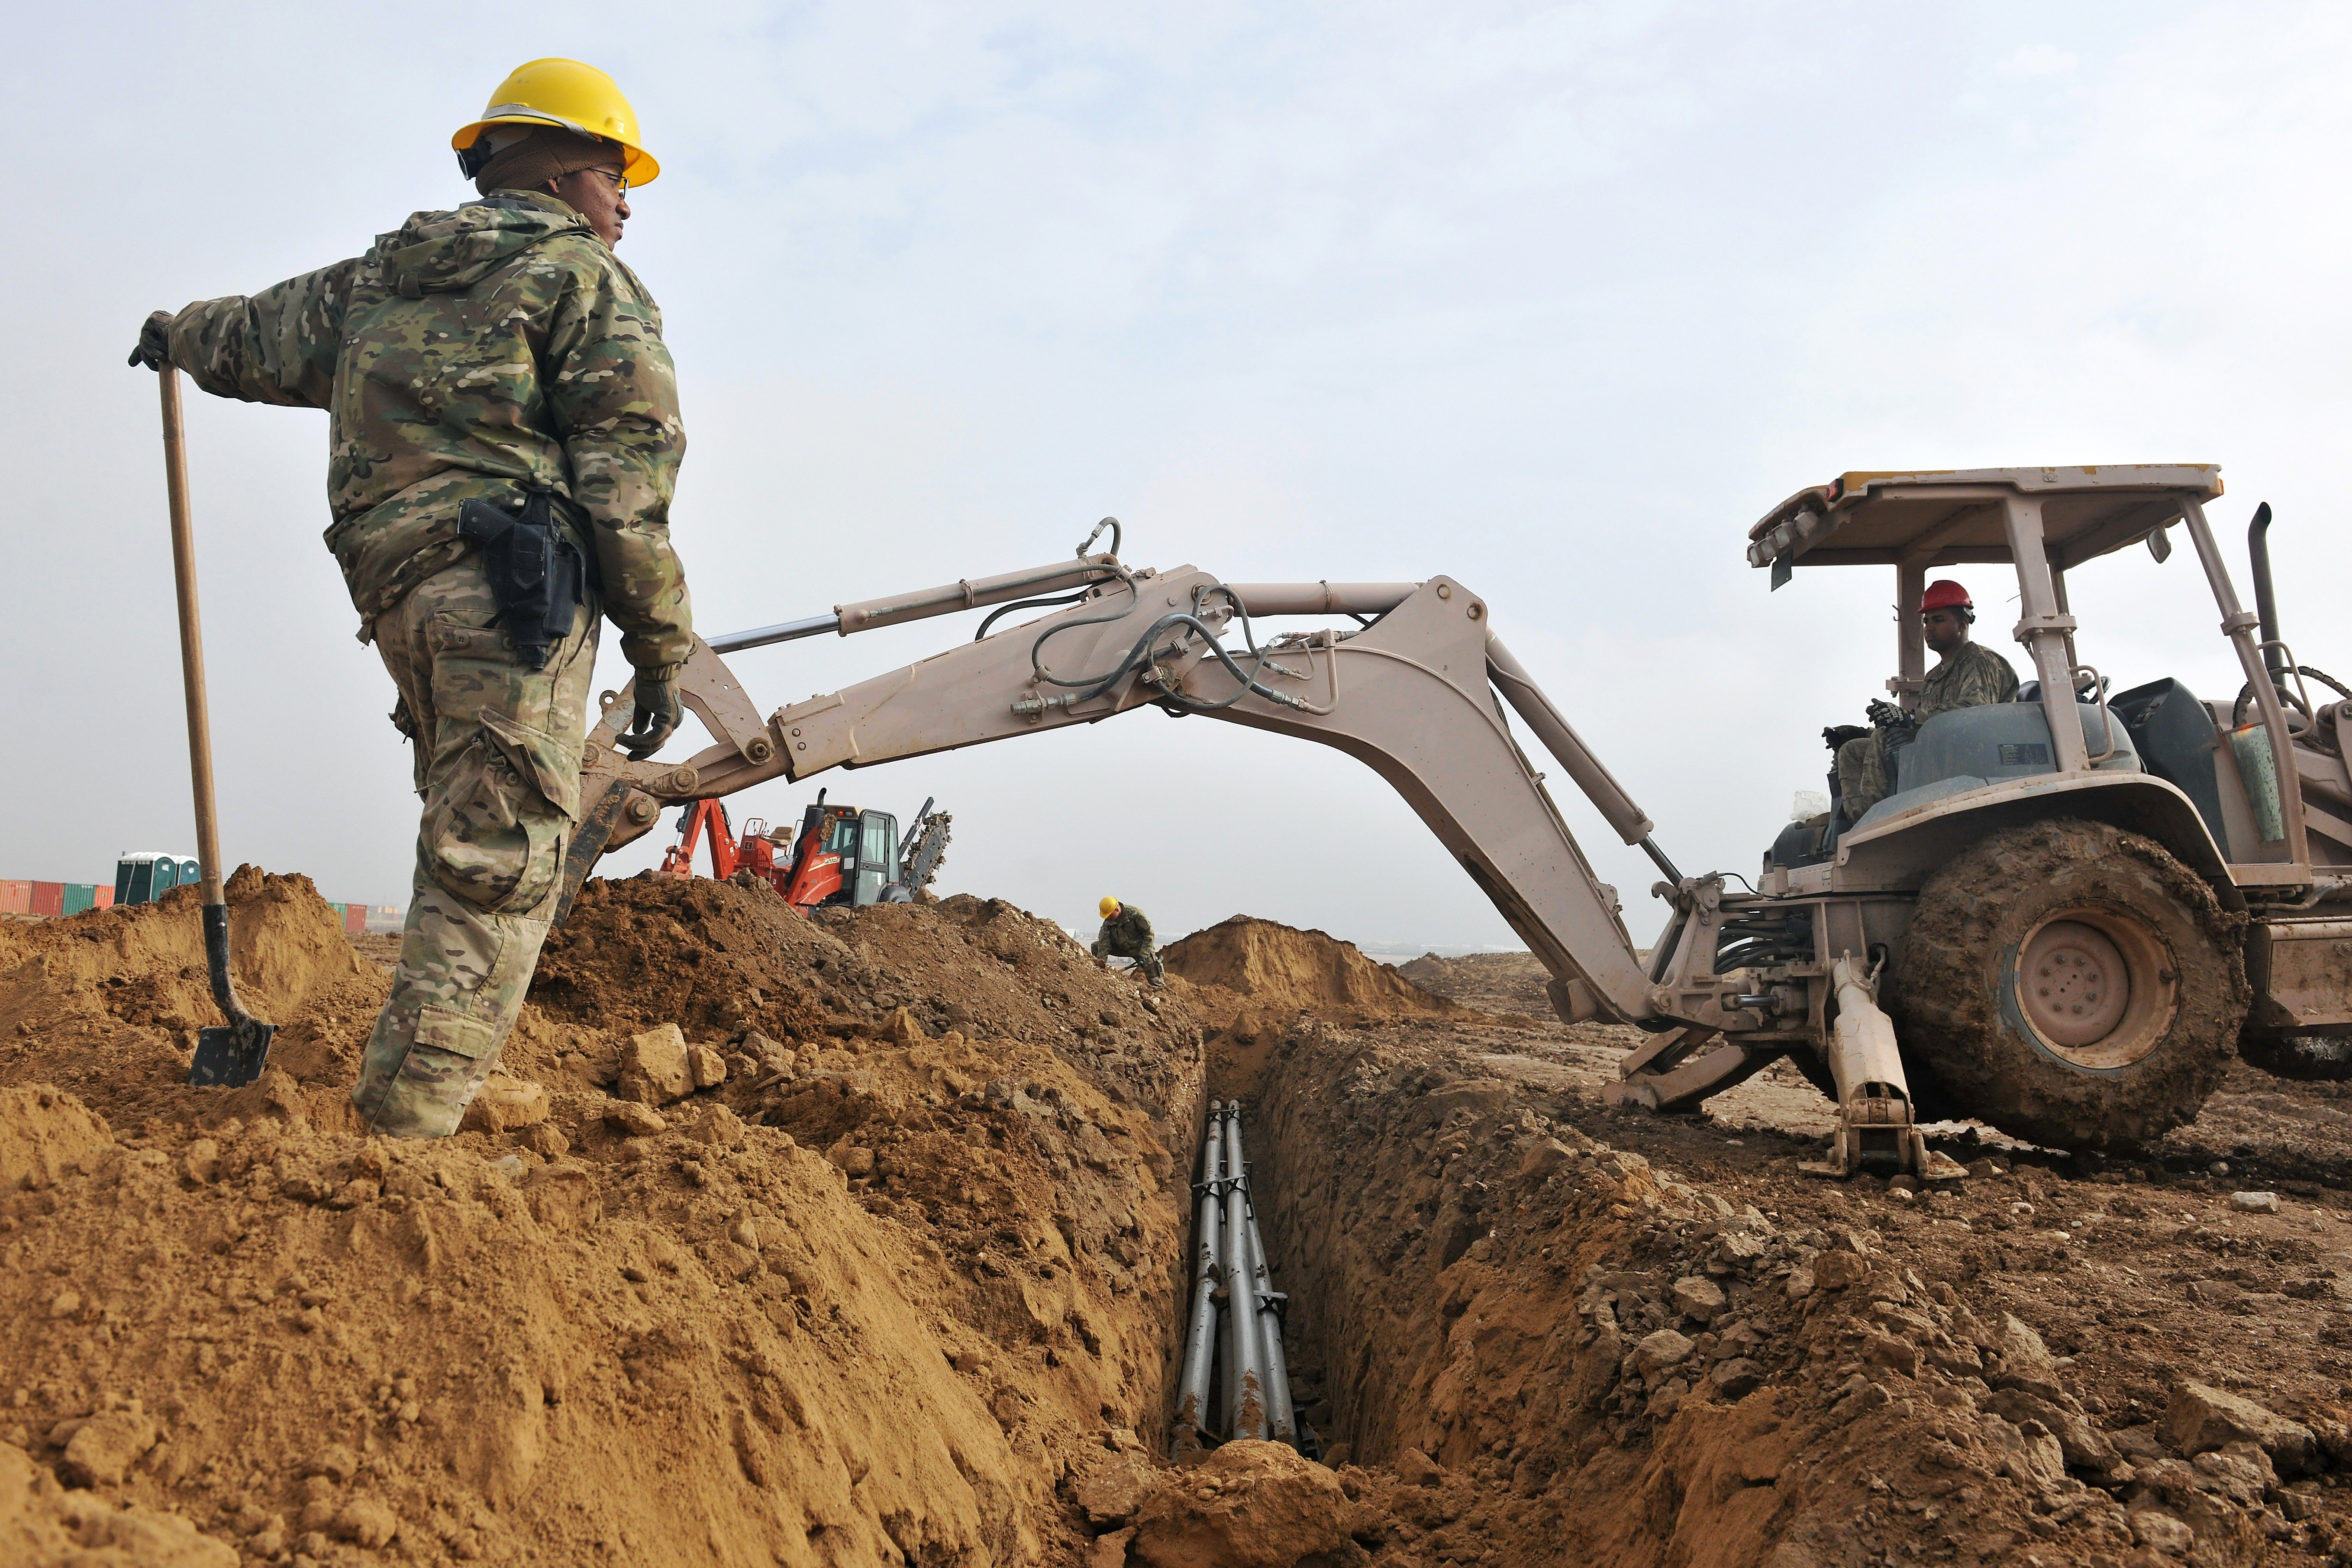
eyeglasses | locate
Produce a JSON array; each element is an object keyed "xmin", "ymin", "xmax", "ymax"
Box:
[{"xmin": 578, "ymin": 166, "xmax": 629, "ymax": 198}]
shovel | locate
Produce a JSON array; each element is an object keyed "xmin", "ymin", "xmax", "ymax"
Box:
[{"xmin": 156, "ymin": 366, "xmax": 275, "ymax": 1087}]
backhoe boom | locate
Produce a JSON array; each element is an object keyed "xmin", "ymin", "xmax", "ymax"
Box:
[{"xmin": 558, "ymin": 554, "xmax": 1659, "ymax": 1022}]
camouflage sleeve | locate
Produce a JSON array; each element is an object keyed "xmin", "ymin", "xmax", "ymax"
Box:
[
  {"xmin": 1960, "ymin": 643, "xmax": 2020, "ymax": 707},
  {"xmin": 164, "ymin": 259, "xmax": 357, "ymax": 410},
  {"xmin": 543, "ymin": 253, "xmax": 693, "ymax": 676},
  {"xmin": 1918, "ymin": 641, "xmax": 2021, "ymax": 719}
]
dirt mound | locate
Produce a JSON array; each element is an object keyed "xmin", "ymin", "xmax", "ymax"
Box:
[
  {"xmin": 1125, "ymin": 1440, "xmax": 1351, "ymax": 1567},
  {"xmin": 1163, "ymin": 916, "xmax": 1487, "ymax": 1043},
  {"xmin": 3, "ymin": 1439, "xmax": 234, "ymax": 1565},
  {"xmin": 0, "ymin": 869, "xmax": 389, "ymax": 1124},
  {"xmin": 534, "ymin": 879, "xmax": 1198, "ymax": 1120},
  {"xmin": 1395, "ymin": 950, "xmax": 1552, "ymax": 1017},
  {"xmin": 0, "ymin": 870, "xmax": 1211, "ymax": 1567}
]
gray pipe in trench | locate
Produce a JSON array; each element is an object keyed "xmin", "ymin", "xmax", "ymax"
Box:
[
  {"xmin": 1220, "ymin": 1108, "xmax": 1270, "ymax": 1441},
  {"xmin": 1172, "ymin": 1103, "xmax": 1312, "ymax": 1454},
  {"xmin": 1172, "ymin": 1104, "xmax": 1226, "ymax": 1453},
  {"xmin": 1237, "ymin": 1133, "xmax": 1297, "ymax": 1447}
]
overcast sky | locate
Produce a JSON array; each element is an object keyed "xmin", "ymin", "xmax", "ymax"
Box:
[{"xmin": 10, "ymin": 2, "xmax": 2348, "ymax": 953}]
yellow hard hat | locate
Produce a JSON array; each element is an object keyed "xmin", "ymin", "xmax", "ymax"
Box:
[
  {"xmin": 1099, "ymin": 896, "xmax": 1121, "ymax": 917},
  {"xmin": 452, "ymin": 58, "xmax": 660, "ymax": 186}
]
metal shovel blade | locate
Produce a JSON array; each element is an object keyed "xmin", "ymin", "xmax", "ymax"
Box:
[
  {"xmin": 184, "ymin": 902, "xmax": 274, "ymax": 1088},
  {"xmin": 189, "ymin": 1017, "xmax": 276, "ymax": 1088}
]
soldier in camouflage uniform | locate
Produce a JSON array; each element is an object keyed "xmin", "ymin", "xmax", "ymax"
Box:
[
  {"xmin": 1836, "ymin": 579, "xmax": 2019, "ymax": 817},
  {"xmin": 1093, "ymin": 897, "xmax": 1164, "ymax": 985},
  {"xmin": 129, "ymin": 60, "xmax": 692, "ymax": 1137}
]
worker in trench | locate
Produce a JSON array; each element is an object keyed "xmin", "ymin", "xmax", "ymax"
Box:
[
  {"xmin": 1093, "ymin": 896, "xmax": 1165, "ymax": 986},
  {"xmin": 127, "ymin": 59, "xmax": 694, "ymax": 1137},
  {"xmin": 1829, "ymin": 579, "xmax": 2019, "ymax": 819}
]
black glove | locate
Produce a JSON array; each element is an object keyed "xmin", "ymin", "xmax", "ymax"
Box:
[
  {"xmin": 1822, "ymin": 724, "xmax": 1869, "ymax": 751},
  {"xmin": 617, "ymin": 674, "xmax": 681, "ymax": 760},
  {"xmin": 1865, "ymin": 698, "xmax": 1913, "ymax": 731},
  {"xmin": 127, "ymin": 310, "xmax": 173, "ymax": 370}
]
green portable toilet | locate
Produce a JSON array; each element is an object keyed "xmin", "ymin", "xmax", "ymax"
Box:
[{"xmin": 115, "ymin": 852, "xmax": 198, "ymax": 906}]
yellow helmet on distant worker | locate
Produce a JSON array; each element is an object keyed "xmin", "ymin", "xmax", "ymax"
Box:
[
  {"xmin": 1099, "ymin": 896, "xmax": 1121, "ymax": 917},
  {"xmin": 452, "ymin": 58, "xmax": 661, "ymax": 186}
]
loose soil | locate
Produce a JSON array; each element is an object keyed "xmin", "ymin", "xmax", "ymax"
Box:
[
  {"xmin": 1164, "ymin": 919, "xmax": 1517, "ymax": 1045},
  {"xmin": 7, "ymin": 885, "xmax": 2352, "ymax": 1566},
  {"xmin": 0, "ymin": 872, "xmax": 1208, "ymax": 1566}
]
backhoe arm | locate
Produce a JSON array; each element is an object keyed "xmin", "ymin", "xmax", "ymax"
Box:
[{"xmin": 558, "ymin": 554, "xmax": 1661, "ymax": 1023}]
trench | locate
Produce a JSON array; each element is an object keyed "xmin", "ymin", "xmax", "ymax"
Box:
[
  {"xmin": 1175, "ymin": 1016, "xmax": 2168, "ymax": 1568},
  {"xmin": 1206, "ymin": 1023, "xmax": 1832, "ymax": 1564},
  {"xmin": 1231, "ymin": 1031, "xmax": 1563, "ymax": 1476}
]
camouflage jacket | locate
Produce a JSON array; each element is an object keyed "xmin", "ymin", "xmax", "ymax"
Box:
[
  {"xmin": 1098, "ymin": 906, "xmax": 1155, "ymax": 952},
  {"xmin": 1917, "ymin": 639, "xmax": 2020, "ymax": 720},
  {"xmin": 164, "ymin": 190, "xmax": 693, "ymax": 674}
]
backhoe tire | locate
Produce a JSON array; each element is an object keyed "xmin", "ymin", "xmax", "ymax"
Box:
[{"xmin": 1888, "ymin": 818, "xmax": 2247, "ymax": 1152}]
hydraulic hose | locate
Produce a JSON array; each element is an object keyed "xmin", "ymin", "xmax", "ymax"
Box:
[
  {"xmin": 1029, "ymin": 564, "xmax": 1146, "ymax": 687},
  {"xmin": 1027, "ymin": 580, "xmax": 1336, "ymax": 716},
  {"xmin": 973, "ymin": 588, "xmax": 1092, "ymax": 641}
]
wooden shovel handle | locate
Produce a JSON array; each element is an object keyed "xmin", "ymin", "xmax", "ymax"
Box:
[{"xmin": 159, "ymin": 366, "xmax": 225, "ymax": 908}]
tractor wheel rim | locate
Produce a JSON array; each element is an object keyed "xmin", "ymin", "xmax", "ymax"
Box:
[{"xmin": 2016, "ymin": 909, "xmax": 2177, "ymax": 1070}]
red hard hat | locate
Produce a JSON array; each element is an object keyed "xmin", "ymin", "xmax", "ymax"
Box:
[{"xmin": 1920, "ymin": 579, "xmax": 1974, "ymax": 613}]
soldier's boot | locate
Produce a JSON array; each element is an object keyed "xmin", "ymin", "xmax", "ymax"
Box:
[{"xmin": 353, "ymin": 876, "xmax": 550, "ymax": 1138}]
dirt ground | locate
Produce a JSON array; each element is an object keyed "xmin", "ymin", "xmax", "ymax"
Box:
[{"xmin": 5, "ymin": 883, "xmax": 2352, "ymax": 1566}]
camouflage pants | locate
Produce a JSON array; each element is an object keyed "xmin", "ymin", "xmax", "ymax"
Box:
[
  {"xmin": 1092, "ymin": 933, "xmax": 1163, "ymax": 982},
  {"xmin": 351, "ymin": 557, "xmax": 597, "ymax": 1137},
  {"xmin": 1836, "ymin": 728, "xmax": 1916, "ymax": 819},
  {"xmin": 1836, "ymin": 732, "xmax": 1890, "ymax": 817}
]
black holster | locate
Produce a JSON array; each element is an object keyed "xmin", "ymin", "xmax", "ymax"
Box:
[{"xmin": 457, "ymin": 486, "xmax": 591, "ymax": 672}]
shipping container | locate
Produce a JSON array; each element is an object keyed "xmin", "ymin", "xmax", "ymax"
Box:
[
  {"xmin": 30, "ymin": 883, "xmax": 63, "ymax": 917},
  {"xmin": 60, "ymin": 884, "xmax": 100, "ymax": 915},
  {"xmin": 0, "ymin": 882, "xmax": 28, "ymax": 915},
  {"xmin": 344, "ymin": 905, "xmax": 368, "ymax": 936},
  {"xmin": 91, "ymin": 886, "xmax": 113, "ymax": 910}
]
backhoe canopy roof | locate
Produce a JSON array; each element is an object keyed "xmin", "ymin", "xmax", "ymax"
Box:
[{"xmin": 1746, "ymin": 465, "xmax": 2222, "ymax": 574}]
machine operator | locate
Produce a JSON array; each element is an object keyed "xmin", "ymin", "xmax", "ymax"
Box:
[
  {"xmin": 1832, "ymin": 579, "xmax": 2018, "ymax": 818},
  {"xmin": 129, "ymin": 60, "xmax": 695, "ymax": 1138}
]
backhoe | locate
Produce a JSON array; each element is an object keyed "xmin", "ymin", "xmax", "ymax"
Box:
[{"xmin": 558, "ymin": 475, "xmax": 2352, "ymax": 1174}]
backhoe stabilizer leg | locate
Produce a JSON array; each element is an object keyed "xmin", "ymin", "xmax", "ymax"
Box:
[
  {"xmin": 1602, "ymin": 1032, "xmax": 1779, "ymax": 1113},
  {"xmin": 1799, "ymin": 952, "xmax": 1967, "ymax": 1181}
]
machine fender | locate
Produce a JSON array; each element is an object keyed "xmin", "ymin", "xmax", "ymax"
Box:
[{"xmin": 1836, "ymin": 773, "xmax": 2240, "ymax": 909}]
